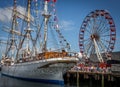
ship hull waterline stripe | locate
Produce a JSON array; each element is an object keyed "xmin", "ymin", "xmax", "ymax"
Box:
[{"xmin": 1, "ymin": 73, "xmax": 64, "ymax": 85}]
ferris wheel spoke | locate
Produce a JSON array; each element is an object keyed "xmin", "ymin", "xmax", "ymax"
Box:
[
  {"xmin": 91, "ymin": 17, "xmax": 97, "ymax": 33},
  {"xmin": 97, "ymin": 18, "xmax": 108, "ymax": 33},
  {"xmin": 88, "ymin": 18, "xmax": 95, "ymax": 34},
  {"xmin": 84, "ymin": 42, "xmax": 91, "ymax": 50},
  {"xmin": 100, "ymin": 38, "xmax": 110, "ymax": 43},
  {"xmin": 96, "ymin": 16, "xmax": 105, "ymax": 32},
  {"xmin": 98, "ymin": 22, "xmax": 108, "ymax": 33},
  {"xmin": 83, "ymin": 38, "xmax": 91, "ymax": 42},
  {"xmin": 84, "ymin": 41, "xmax": 93, "ymax": 55},
  {"xmin": 98, "ymin": 40, "xmax": 107, "ymax": 52},
  {"xmin": 99, "ymin": 21, "xmax": 109, "ymax": 33},
  {"xmin": 95, "ymin": 41, "xmax": 102, "ymax": 53},
  {"xmin": 100, "ymin": 34, "xmax": 110, "ymax": 37},
  {"xmin": 87, "ymin": 20, "xmax": 94, "ymax": 34},
  {"xmin": 86, "ymin": 42, "xmax": 93, "ymax": 52},
  {"xmin": 89, "ymin": 44, "xmax": 94, "ymax": 55},
  {"xmin": 99, "ymin": 39, "xmax": 108, "ymax": 49},
  {"xmin": 97, "ymin": 41, "xmax": 104, "ymax": 53},
  {"xmin": 86, "ymin": 27, "xmax": 92, "ymax": 34},
  {"xmin": 93, "ymin": 16, "xmax": 104, "ymax": 34},
  {"xmin": 84, "ymin": 39, "xmax": 92, "ymax": 46},
  {"xmin": 91, "ymin": 46, "xmax": 95, "ymax": 54},
  {"xmin": 99, "ymin": 26, "xmax": 110, "ymax": 34},
  {"xmin": 86, "ymin": 45, "xmax": 93, "ymax": 57},
  {"xmin": 98, "ymin": 22, "xmax": 109, "ymax": 33},
  {"xmin": 85, "ymin": 28, "xmax": 92, "ymax": 34},
  {"xmin": 98, "ymin": 15, "xmax": 107, "ymax": 27},
  {"xmin": 84, "ymin": 41, "xmax": 92, "ymax": 51}
]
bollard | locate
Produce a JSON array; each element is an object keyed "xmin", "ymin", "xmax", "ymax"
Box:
[
  {"xmin": 108, "ymin": 75, "xmax": 110, "ymax": 81},
  {"xmin": 77, "ymin": 72, "xmax": 79, "ymax": 87},
  {"xmin": 67, "ymin": 72, "xmax": 70, "ymax": 86},
  {"xmin": 101, "ymin": 74, "xmax": 104, "ymax": 87}
]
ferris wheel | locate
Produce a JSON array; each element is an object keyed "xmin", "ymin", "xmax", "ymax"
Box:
[{"xmin": 79, "ymin": 10, "xmax": 116, "ymax": 63}]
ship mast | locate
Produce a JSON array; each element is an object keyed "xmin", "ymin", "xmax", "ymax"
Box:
[
  {"xmin": 16, "ymin": 0, "xmax": 33, "ymax": 59},
  {"xmin": 25, "ymin": 0, "xmax": 32, "ymax": 52},
  {"xmin": 42, "ymin": 1, "xmax": 51, "ymax": 52},
  {"xmin": 5, "ymin": 0, "xmax": 17, "ymax": 59}
]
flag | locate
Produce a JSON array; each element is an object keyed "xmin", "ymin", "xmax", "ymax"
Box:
[
  {"xmin": 56, "ymin": 24, "xmax": 59, "ymax": 29},
  {"xmin": 45, "ymin": 0, "xmax": 50, "ymax": 2},
  {"xmin": 54, "ymin": 16, "xmax": 57, "ymax": 21},
  {"xmin": 52, "ymin": 0, "xmax": 57, "ymax": 2},
  {"xmin": 33, "ymin": 0, "xmax": 37, "ymax": 2}
]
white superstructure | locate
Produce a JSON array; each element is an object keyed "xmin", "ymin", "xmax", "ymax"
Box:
[{"xmin": 2, "ymin": 57, "xmax": 78, "ymax": 84}]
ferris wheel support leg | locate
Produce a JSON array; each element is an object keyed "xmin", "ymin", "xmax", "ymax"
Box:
[{"xmin": 93, "ymin": 39, "xmax": 104, "ymax": 62}]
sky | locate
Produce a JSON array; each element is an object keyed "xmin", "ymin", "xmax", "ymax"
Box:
[
  {"xmin": 55, "ymin": 0, "xmax": 120, "ymax": 52},
  {"xmin": 0, "ymin": 0, "xmax": 120, "ymax": 55}
]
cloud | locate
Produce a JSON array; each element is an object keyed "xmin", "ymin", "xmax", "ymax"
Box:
[
  {"xmin": 59, "ymin": 20, "xmax": 76, "ymax": 30},
  {"xmin": 17, "ymin": 6, "xmax": 26, "ymax": 15},
  {"xmin": 0, "ymin": 6, "xmax": 33, "ymax": 23},
  {"xmin": 0, "ymin": 7, "xmax": 12, "ymax": 22}
]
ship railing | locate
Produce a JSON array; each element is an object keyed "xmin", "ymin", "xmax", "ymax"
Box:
[
  {"xmin": 1, "ymin": 57, "xmax": 14, "ymax": 66},
  {"xmin": 36, "ymin": 51, "xmax": 78, "ymax": 59},
  {"xmin": 15, "ymin": 52, "xmax": 78, "ymax": 63}
]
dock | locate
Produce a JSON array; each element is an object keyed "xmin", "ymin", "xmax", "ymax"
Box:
[
  {"xmin": 64, "ymin": 70, "xmax": 120, "ymax": 87},
  {"xmin": 0, "ymin": 64, "xmax": 1, "ymax": 71}
]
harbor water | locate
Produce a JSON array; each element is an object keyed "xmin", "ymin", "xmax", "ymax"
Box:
[
  {"xmin": 0, "ymin": 71, "xmax": 119, "ymax": 87},
  {"xmin": 0, "ymin": 72, "xmax": 64, "ymax": 87}
]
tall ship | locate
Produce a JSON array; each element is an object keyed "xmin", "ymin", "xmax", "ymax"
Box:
[{"xmin": 0, "ymin": 0, "xmax": 78, "ymax": 85}]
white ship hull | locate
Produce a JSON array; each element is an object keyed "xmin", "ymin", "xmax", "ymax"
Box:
[{"xmin": 1, "ymin": 57, "xmax": 78, "ymax": 85}]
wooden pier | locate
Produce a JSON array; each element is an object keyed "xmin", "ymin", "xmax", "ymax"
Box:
[{"xmin": 64, "ymin": 70, "xmax": 120, "ymax": 87}]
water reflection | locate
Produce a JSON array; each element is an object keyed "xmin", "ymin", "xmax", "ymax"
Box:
[
  {"xmin": 1, "ymin": 72, "xmax": 118, "ymax": 87},
  {"xmin": 0, "ymin": 72, "xmax": 64, "ymax": 87}
]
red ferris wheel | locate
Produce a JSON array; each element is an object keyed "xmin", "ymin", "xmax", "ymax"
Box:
[{"xmin": 79, "ymin": 10, "xmax": 116, "ymax": 63}]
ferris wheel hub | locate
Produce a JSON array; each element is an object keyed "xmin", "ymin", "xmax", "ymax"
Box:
[{"xmin": 90, "ymin": 34, "xmax": 99, "ymax": 40}]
